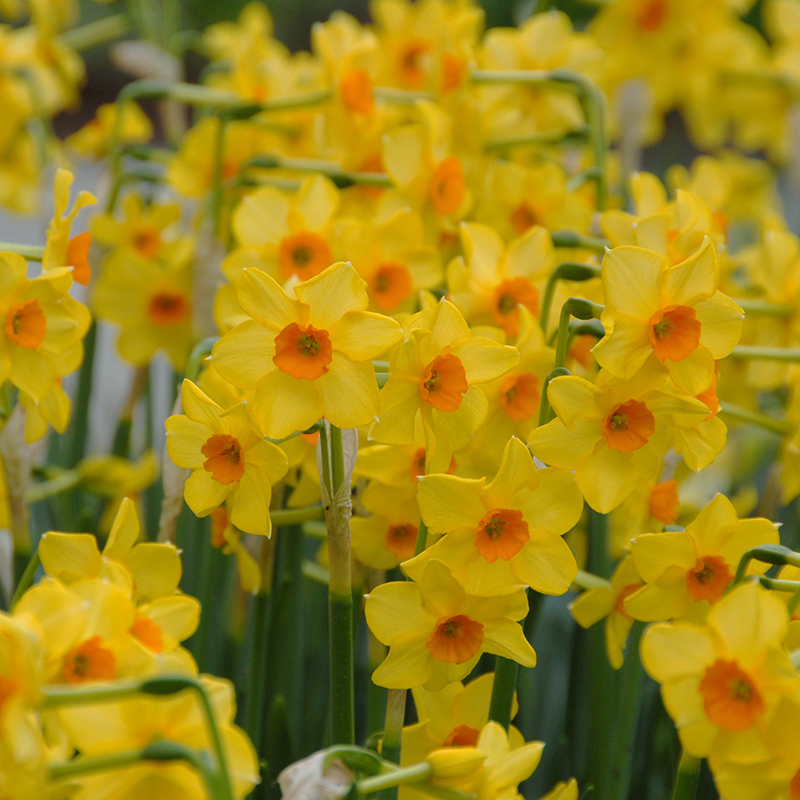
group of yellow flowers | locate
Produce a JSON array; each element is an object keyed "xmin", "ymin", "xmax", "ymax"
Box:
[{"xmin": 7, "ymin": 0, "xmax": 800, "ymax": 799}]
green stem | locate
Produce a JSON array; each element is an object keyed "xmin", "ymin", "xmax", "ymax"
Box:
[
  {"xmin": 245, "ymin": 155, "xmax": 392, "ymax": 189},
  {"xmin": 413, "ymin": 520, "xmax": 429, "ymax": 557},
  {"xmin": 488, "ymin": 657, "xmax": 519, "ymax": 730},
  {"xmin": 719, "ymin": 403, "xmax": 795, "ymax": 436},
  {"xmin": 735, "ymin": 299, "xmax": 795, "ymax": 317},
  {"xmin": 671, "ymin": 751, "xmax": 701, "ymax": 800},
  {"xmin": 540, "ymin": 262, "xmax": 602, "ymax": 337},
  {"xmin": 554, "ymin": 299, "xmax": 604, "ymax": 370},
  {"xmin": 605, "ymin": 621, "xmax": 646, "ymax": 800},
  {"xmin": 60, "ymin": 14, "xmax": 131, "ymax": 51},
  {"xmin": 788, "ymin": 587, "xmax": 800, "ymax": 616},
  {"xmin": 734, "ymin": 545, "xmax": 800, "ymax": 585},
  {"xmin": 0, "ymin": 243, "xmax": 44, "ymax": 261},
  {"xmin": 10, "ymin": 548, "xmax": 39, "ymax": 607},
  {"xmin": 186, "ymin": 337, "xmax": 218, "ymax": 382},
  {"xmin": 324, "ymin": 425, "xmax": 355, "ymax": 745},
  {"xmin": 49, "ymin": 749, "xmax": 143, "ymax": 779},
  {"xmin": 757, "ymin": 576, "xmax": 800, "ymax": 592},
  {"xmin": 379, "ymin": 688, "xmax": 407, "ymax": 776},
  {"xmin": 270, "ymin": 506, "xmax": 324, "ymax": 526},
  {"xmin": 730, "ymin": 345, "xmax": 800, "ymax": 362},
  {"xmin": 64, "ymin": 322, "xmax": 97, "ymax": 468},
  {"xmin": 358, "ymin": 763, "xmax": 432, "ymax": 795},
  {"xmin": 573, "ymin": 569, "xmax": 612, "ymax": 590},
  {"xmin": 484, "ymin": 127, "xmax": 589, "ymax": 151},
  {"xmin": 538, "ymin": 367, "xmax": 570, "ymax": 426},
  {"xmin": 26, "ymin": 470, "xmax": 82, "ymax": 504},
  {"xmin": 550, "ymin": 230, "xmax": 609, "ymax": 252}
]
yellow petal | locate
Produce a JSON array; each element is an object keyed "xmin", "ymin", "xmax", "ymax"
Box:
[
  {"xmin": 125, "ymin": 542, "xmax": 182, "ymax": 600},
  {"xmin": 328, "ymin": 310, "xmax": 403, "ymax": 361},
  {"xmin": 252, "ymin": 369, "xmax": 323, "ymax": 440},
  {"xmin": 39, "ymin": 532, "xmax": 101, "ymax": 582},
  {"xmin": 213, "ymin": 319, "xmax": 277, "ymax": 390},
  {"xmin": 602, "ymin": 246, "xmax": 664, "ymax": 319},
  {"xmin": 295, "ymin": 262, "xmax": 368, "ymax": 328},
  {"xmin": 482, "ymin": 620, "xmax": 536, "ymax": 667},
  {"xmin": 316, "ymin": 354, "xmax": 380, "ymax": 429}
]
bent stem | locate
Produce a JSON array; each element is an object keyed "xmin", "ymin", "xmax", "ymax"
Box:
[
  {"xmin": 377, "ymin": 688, "xmax": 408, "ymax": 800},
  {"xmin": 323, "ymin": 424, "xmax": 355, "ymax": 745},
  {"xmin": 554, "ymin": 299, "xmax": 604, "ymax": 370},
  {"xmin": 10, "ymin": 548, "xmax": 39, "ymax": 608},
  {"xmin": 359, "ymin": 763, "xmax": 432, "ymax": 795},
  {"xmin": 719, "ymin": 403, "xmax": 795, "ymax": 436}
]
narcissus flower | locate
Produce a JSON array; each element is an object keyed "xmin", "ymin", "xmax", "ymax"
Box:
[
  {"xmin": 570, "ymin": 555, "xmax": 644, "ymax": 669},
  {"xmin": 641, "ymin": 581, "xmax": 798, "ymax": 763},
  {"xmin": 230, "ymin": 174, "xmax": 340, "ymax": 284},
  {"xmin": 55, "ymin": 675, "xmax": 260, "ymax": 800},
  {"xmin": 593, "ymin": 240, "xmax": 743, "ymax": 395},
  {"xmin": 39, "ymin": 498, "xmax": 182, "ymax": 602},
  {"xmin": 625, "ymin": 494, "xmax": 779, "ymax": 622},
  {"xmin": 212, "ymin": 262, "xmax": 403, "ymax": 438},
  {"xmin": 42, "ymin": 168, "xmax": 96, "ymax": 286},
  {"xmin": 369, "ymin": 299, "xmax": 519, "ymax": 474},
  {"xmin": 66, "ymin": 101, "xmax": 153, "ymax": 160},
  {"xmin": 92, "ymin": 249, "xmax": 195, "ymax": 371},
  {"xmin": 0, "ymin": 253, "xmax": 89, "ymax": 402},
  {"xmin": 448, "ymin": 222, "xmax": 554, "ymax": 338},
  {"xmin": 365, "ymin": 558, "xmax": 536, "ymax": 690},
  {"xmin": 401, "ymin": 673, "xmax": 523, "ymax": 778},
  {"xmin": 528, "ymin": 368, "xmax": 711, "ymax": 513},
  {"xmin": 403, "ymin": 437, "xmax": 581, "ymax": 597},
  {"xmin": 166, "ymin": 380, "xmax": 288, "ymax": 536}
]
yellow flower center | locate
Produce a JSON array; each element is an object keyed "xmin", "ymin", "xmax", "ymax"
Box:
[
  {"xmin": 699, "ymin": 659, "xmax": 765, "ymax": 731},
  {"xmin": 685, "ymin": 555, "xmax": 732, "ymax": 603},
  {"xmin": 426, "ymin": 614, "xmax": 484, "ymax": 664},
  {"xmin": 441, "ymin": 53, "xmax": 465, "ymax": 93},
  {"xmin": 398, "ymin": 39, "xmax": 429, "ymax": 87},
  {"xmin": 476, "ymin": 508, "xmax": 530, "ymax": 563},
  {"xmin": 635, "ymin": 0, "xmax": 667, "ymax": 32},
  {"xmin": 132, "ymin": 226, "xmax": 162, "ymax": 258},
  {"xmin": 273, "ymin": 322, "xmax": 333, "ymax": 380},
  {"xmin": 649, "ymin": 305, "xmax": 701, "ymax": 362},
  {"xmin": 202, "ymin": 433, "xmax": 245, "ymax": 485},
  {"xmin": 278, "ymin": 231, "xmax": 332, "ymax": 281},
  {"xmin": 509, "ymin": 202, "xmax": 540, "ymax": 236},
  {"xmin": 4, "ymin": 299, "xmax": 46, "ymax": 349},
  {"xmin": 601, "ymin": 400, "xmax": 655, "ymax": 452},
  {"xmin": 420, "ymin": 353, "xmax": 468, "ymax": 412},
  {"xmin": 63, "ymin": 637, "xmax": 117, "ymax": 684}
]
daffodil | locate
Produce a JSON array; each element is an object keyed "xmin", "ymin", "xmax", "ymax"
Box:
[
  {"xmin": 42, "ymin": 168, "xmax": 96, "ymax": 286},
  {"xmin": 403, "ymin": 437, "xmax": 581, "ymax": 597},
  {"xmin": 212, "ymin": 262, "xmax": 403, "ymax": 438},
  {"xmin": 0, "ymin": 252, "xmax": 89, "ymax": 402},
  {"xmin": 641, "ymin": 581, "xmax": 798, "ymax": 763},
  {"xmin": 92, "ymin": 248, "xmax": 195, "ymax": 371},
  {"xmin": 448, "ymin": 222, "xmax": 554, "ymax": 338},
  {"xmin": 608, "ymin": 478, "xmax": 681, "ymax": 558},
  {"xmin": 593, "ymin": 240, "xmax": 744, "ymax": 395},
  {"xmin": 229, "ymin": 174, "xmax": 340, "ymax": 284},
  {"xmin": 570, "ymin": 555, "xmax": 644, "ymax": 669},
  {"xmin": 369, "ymin": 299, "xmax": 519, "ymax": 474},
  {"xmin": 401, "ymin": 673, "xmax": 524, "ymax": 778},
  {"xmin": 365, "ymin": 558, "xmax": 536, "ymax": 690},
  {"xmin": 92, "ymin": 193, "xmax": 190, "ymax": 266},
  {"xmin": 625, "ymin": 494, "xmax": 779, "ymax": 622},
  {"xmin": 65, "ymin": 101, "xmax": 153, "ymax": 160},
  {"xmin": 209, "ymin": 504, "xmax": 262, "ymax": 593},
  {"xmin": 165, "ymin": 380, "xmax": 288, "ymax": 537},
  {"xmin": 528, "ymin": 367, "xmax": 712, "ymax": 513},
  {"xmin": 55, "ymin": 675, "xmax": 260, "ymax": 800},
  {"xmin": 38, "ymin": 497, "xmax": 182, "ymax": 602}
]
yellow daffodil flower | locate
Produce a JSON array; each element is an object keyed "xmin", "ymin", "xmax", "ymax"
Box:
[
  {"xmin": 92, "ymin": 248, "xmax": 195, "ymax": 370},
  {"xmin": 42, "ymin": 168, "xmax": 96, "ymax": 286},
  {"xmin": 38, "ymin": 497, "xmax": 182, "ymax": 602},
  {"xmin": 0, "ymin": 253, "xmax": 89, "ymax": 402},
  {"xmin": 66, "ymin": 101, "xmax": 153, "ymax": 160},
  {"xmin": 370, "ymin": 299, "xmax": 519, "ymax": 474},
  {"xmin": 641, "ymin": 581, "xmax": 798, "ymax": 763},
  {"xmin": 570, "ymin": 555, "xmax": 644, "ymax": 669},
  {"xmin": 625, "ymin": 494, "xmax": 779, "ymax": 622},
  {"xmin": 55, "ymin": 675, "xmax": 259, "ymax": 800},
  {"xmin": 212, "ymin": 261, "xmax": 403, "ymax": 438},
  {"xmin": 365, "ymin": 558, "xmax": 536, "ymax": 690},
  {"xmin": 593, "ymin": 240, "xmax": 743, "ymax": 395},
  {"xmin": 166, "ymin": 380, "xmax": 288, "ymax": 536},
  {"xmin": 448, "ymin": 222, "xmax": 554, "ymax": 338},
  {"xmin": 403, "ymin": 437, "xmax": 581, "ymax": 597},
  {"xmin": 528, "ymin": 368, "xmax": 711, "ymax": 513}
]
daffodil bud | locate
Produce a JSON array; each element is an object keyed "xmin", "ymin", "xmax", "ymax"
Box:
[{"xmin": 426, "ymin": 746, "xmax": 486, "ymax": 787}]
